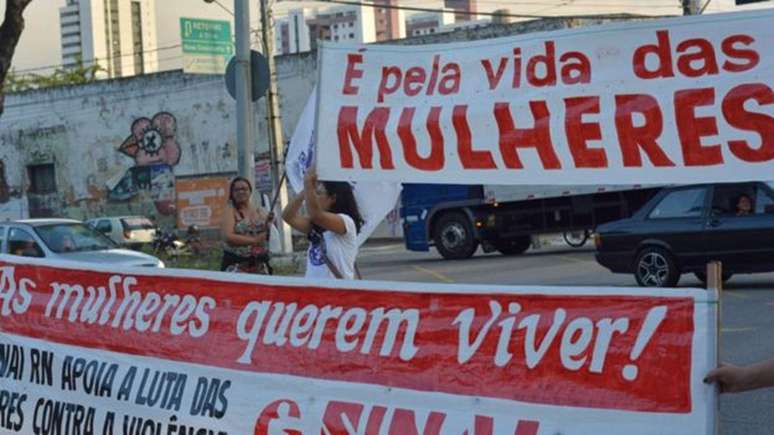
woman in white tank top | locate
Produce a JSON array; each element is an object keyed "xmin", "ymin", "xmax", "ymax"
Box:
[{"xmin": 282, "ymin": 168, "xmax": 364, "ymax": 280}]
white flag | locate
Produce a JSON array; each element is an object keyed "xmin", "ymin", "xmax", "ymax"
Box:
[{"xmin": 286, "ymin": 87, "xmax": 402, "ymax": 246}]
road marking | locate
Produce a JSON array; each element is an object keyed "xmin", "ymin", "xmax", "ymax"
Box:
[
  {"xmin": 723, "ymin": 291, "xmax": 749, "ymax": 300},
  {"xmin": 411, "ymin": 265, "xmax": 455, "ymax": 283},
  {"xmin": 558, "ymin": 255, "xmax": 591, "ymax": 265},
  {"xmin": 721, "ymin": 327, "xmax": 755, "ymax": 333}
]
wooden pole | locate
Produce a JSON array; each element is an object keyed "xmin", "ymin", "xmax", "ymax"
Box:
[{"xmin": 706, "ymin": 261, "xmax": 722, "ymax": 435}]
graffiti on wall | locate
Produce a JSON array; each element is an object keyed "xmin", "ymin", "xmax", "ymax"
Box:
[{"xmin": 109, "ymin": 112, "xmax": 181, "ymax": 215}]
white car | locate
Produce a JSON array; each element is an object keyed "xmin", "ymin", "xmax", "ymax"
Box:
[
  {"xmin": 85, "ymin": 215, "xmax": 157, "ymax": 249},
  {"xmin": 1, "ymin": 219, "xmax": 164, "ymax": 268}
]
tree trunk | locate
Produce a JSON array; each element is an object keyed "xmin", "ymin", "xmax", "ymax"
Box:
[{"xmin": 0, "ymin": 0, "xmax": 34, "ymax": 116}]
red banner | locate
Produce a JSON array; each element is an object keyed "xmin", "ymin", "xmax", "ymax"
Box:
[{"xmin": 0, "ymin": 261, "xmax": 696, "ymax": 414}]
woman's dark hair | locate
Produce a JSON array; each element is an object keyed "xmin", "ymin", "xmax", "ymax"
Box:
[
  {"xmin": 228, "ymin": 176, "xmax": 252, "ymax": 205},
  {"xmin": 322, "ymin": 181, "xmax": 364, "ymax": 233}
]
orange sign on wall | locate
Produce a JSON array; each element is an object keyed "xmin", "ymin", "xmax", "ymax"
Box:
[{"xmin": 175, "ymin": 175, "xmax": 231, "ymax": 229}]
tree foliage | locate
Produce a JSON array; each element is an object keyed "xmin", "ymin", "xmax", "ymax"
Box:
[{"xmin": 6, "ymin": 58, "xmax": 105, "ymax": 92}]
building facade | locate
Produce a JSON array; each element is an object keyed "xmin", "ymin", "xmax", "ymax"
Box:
[
  {"xmin": 59, "ymin": 0, "xmax": 158, "ymax": 78},
  {"xmin": 405, "ymin": 10, "xmax": 455, "ymax": 37},
  {"xmin": 373, "ymin": 0, "xmax": 406, "ymax": 41},
  {"xmin": 444, "ymin": 0, "xmax": 477, "ymax": 22},
  {"xmin": 305, "ymin": 4, "xmax": 377, "ymax": 51},
  {"xmin": 275, "ymin": 8, "xmax": 313, "ymax": 56},
  {"xmin": 275, "ymin": 1, "xmax": 407, "ymax": 56}
]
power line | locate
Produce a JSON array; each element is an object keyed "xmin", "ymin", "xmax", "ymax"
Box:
[
  {"xmin": 286, "ymin": 0, "xmax": 677, "ymax": 19},
  {"xmin": 11, "ymin": 43, "xmax": 184, "ymax": 75},
  {"xmin": 205, "ymin": 0, "xmax": 235, "ymax": 16}
]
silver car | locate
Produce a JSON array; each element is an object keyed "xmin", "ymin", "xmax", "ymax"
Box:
[{"xmin": 0, "ymin": 219, "xmax": 164, "ymax": 267}]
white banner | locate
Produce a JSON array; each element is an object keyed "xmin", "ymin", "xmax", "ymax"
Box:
[
  {"xmin": 0, "ymin": 257, "xmax": 718, "ymax": 434},
  {"xmin": 316, "ymin": 10, "xmax": 774, "ymax": 185},
  {"xmin": 286, "ymin": 88, "xmax": 401, "ymax": 245}
]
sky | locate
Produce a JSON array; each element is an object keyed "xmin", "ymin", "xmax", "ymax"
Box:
[
  {"xmin": 0, "ymin": 0, "xmax": 447, "ymax": 75},
  {"xmin": 2, "ymin": 0, "xmax": 67, "ymax": 74}
]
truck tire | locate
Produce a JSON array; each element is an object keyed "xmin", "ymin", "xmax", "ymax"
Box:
[
  {"xmin": 495, "ymin": 236, "xmax": 531, "ymax": 256},
  {"xmin": 433, "ymin": 212, "xmax": 478, "ymax": 260},
  {"xmin": 563, "ymin": 230, "xmax": 590, "ymax": 248}
]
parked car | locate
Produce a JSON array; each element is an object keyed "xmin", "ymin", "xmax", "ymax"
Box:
[
  {"xmin": 595, "ymin": 182, "xmax": 774, "ymax": 287},
  {"xmin": 1, "ymin": 219, "xmax": 164, "ymax": 267},
  {"xmin": 85, "ymin": 216, "xmax": 157, "ymax": 249}
]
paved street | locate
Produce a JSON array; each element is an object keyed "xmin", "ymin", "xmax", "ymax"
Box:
[{"xmin": 356, "ymin": 240, "xmax": 774, "ymax": 435}]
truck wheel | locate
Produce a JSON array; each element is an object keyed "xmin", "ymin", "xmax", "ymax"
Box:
[
  {"xmin": 496, "ymin": 236, "xmax": 531, "ymax": 256},
  {"xmin": 433, "ymin": 212, "xmax": 478, "ymax": 260},
  {"xmin": 634, "ymin": 246, "xmax": 680, "ymax": 287},
  {"xmin": 563, "ymin": 230, "xmax": 590, "ymax": 248}
]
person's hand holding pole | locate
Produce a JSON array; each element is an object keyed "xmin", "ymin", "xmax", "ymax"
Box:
[{"xmin": 705, "ymin": 358, "xmax": 774, "ymax": 393}]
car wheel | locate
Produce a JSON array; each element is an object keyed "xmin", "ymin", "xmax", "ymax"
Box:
[
  {"xmin": 694, "ymin": 271, "xmax": 733, "ymax": 287},
  {"xmin": 433, "ymin": 212, "xmax": 478, "ymax": 260},
  {"xmin": 495, "ymin": 236, "xmax": 531, "ymax": 256},
  {"xmin": 634, "ymin": 246, "xmax": 680, "ymax": 287}
]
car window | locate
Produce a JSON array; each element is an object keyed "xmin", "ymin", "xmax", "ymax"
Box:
[
  {"xmin": 8, "ymin": 228, "xmax": 45, "ymax": 258},
  {"xmin": 95, "ymin": 220, "xmax": 112, "ymax": 233},
  {"xmin": 756, "ymin": 186, "xmax": 774, "ymax": 214},
  {"xmin": 710, "ymin": 183, "xmax": 756, "ymax": 217},
  {"xmin": 35, "ymin": 223, "xmax": 117, "ymax": 253},
  {"xmin": 121, "ymin": 217, "xmax": 155, "ymax": 230},
  {"xmin": 648, "ymin": 188, "xmax": 706, "ymax": 219},
  {"xmin": 0, "ymin": 226, "xmax": 5, "ymax": 252}
]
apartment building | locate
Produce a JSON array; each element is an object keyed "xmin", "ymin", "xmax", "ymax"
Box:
[{"xmin": 59, "ymin": 0, "xmax": 158, "ymax": 78}]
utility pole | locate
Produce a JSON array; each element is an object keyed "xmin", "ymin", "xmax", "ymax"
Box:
[
  {"xmin": 234, "ymin": 0, "xmax": 255, "ymax": 188},
  {"xmin": 259, "ymin": 0, "xmax": 293, "ymax": 254},
  {"xmin": 683, "ymin": 0, "xmax": 701, "ymax": 15}
]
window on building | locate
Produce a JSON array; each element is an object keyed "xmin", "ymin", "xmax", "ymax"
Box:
[
  {"xmin": 104, "ymin": 0, "xmax": 122, "ymax": 76},
  {"xmin": 334, "ymin": 36, "xmax": 339, "ymax": 41},
  {"xmin": 27, "ymin": 164, "xmax": 56, "ymax": 195},
  {"xmin": 349, "ymin": 22, "xmax": 354, "ymax": 27},
  {"xmin": 430, "ymin": 28, "xmax": 436, "ymax": 33},
  {"xmin": 349, "ymin": 33, "xmax": 355, "ymax": 38},
  {"xmin": 333, "ymin": 24, "xmax": 338, "ymax": 29},
  {"xmin": 131, "ymin": 1, "xmax": 144, "ymax": 74}
]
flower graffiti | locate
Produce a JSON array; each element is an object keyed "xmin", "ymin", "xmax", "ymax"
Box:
[
  {"xmin": 119, "ymin": 112, "xmax": 181, "ymax": 166},
  {"xmin": 110, "ymin": 112, "xmax": 182, "ymax": 215}
]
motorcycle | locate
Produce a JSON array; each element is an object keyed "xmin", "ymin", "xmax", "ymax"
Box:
[
  {"xmin": 184, "ymin": 225, "xmax": 203, "ymax": 256},
  {"xmin": 152, "ymin": 228, "xmax": 190, "ymax": 257}
]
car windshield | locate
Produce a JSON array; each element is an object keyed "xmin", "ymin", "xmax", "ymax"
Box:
[
  {"xmin": 35, "ymin": 223, "xmax": 118, "ymax": 253},
  {"xmin": 121, "ymin": 217, "xmax": 155, "ymax": 230}
]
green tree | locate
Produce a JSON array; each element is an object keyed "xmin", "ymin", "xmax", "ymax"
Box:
[
  {"xmin": 0, "ymin": 0, "xmax": 34, "ymax": 116},
  {"xmin": 7, "ymin": 57, "xmax": 106, "ymax": 92}
]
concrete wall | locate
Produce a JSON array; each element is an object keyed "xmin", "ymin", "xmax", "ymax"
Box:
[{"xmin": 1, "ymin": 15, "xmax": 648, "ymax": 236}]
